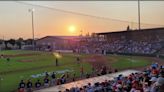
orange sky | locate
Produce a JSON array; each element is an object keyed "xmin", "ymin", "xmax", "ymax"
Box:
[{"xmin": 0, "ymin": 1, "xmax": 164, "ymax": 39}]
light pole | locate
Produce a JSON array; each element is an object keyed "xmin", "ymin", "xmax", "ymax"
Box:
[
  {"xmin": 138, "ymin": 0, "xmax": 141, "ymax": 30},
  {"xmin": 29, "ymin": 8, "xmax": 35, "ymax": 50}
]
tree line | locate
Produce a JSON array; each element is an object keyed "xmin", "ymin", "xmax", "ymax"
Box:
[{"xmin": 0, "ymin": 38, "xmax": 33, "ymax": 50}]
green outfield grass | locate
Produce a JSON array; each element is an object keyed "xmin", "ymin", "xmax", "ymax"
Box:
[
  {"xmin": 0, "ymin": 50, "xmax": 153, "ymax": 92},
  {"xmin": 106, "ymin": 55, "xmax": 151, "ymax": 69},
  {"xmin": 0, "ymin": 50, "xmax": 92, "ymax": 92}
]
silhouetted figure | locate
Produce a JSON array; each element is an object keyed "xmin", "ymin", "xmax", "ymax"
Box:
[
  {"xmin": 44, "ymin": 76, "xmax": 49, "ymax": 87},
  {"xmin": 56, "ymin": 58, "xmax": 58, "ymax": 66},
  {"xmin": 51, "ymin": 72, "xmax": 56, "ymax": 79},
  {"xmin": 6, "ymin": 57, "xmax": 10, "ymax": 62},
  {"xmin": 26, "ymin": 79, "xmax": 33, "ymax": 92},
  {"xmin": 35, "ymin": 80, "xmax": 41, "ymax": 89},
  {"xmin": 76, "ymin": 57, "xmax": 80, "ymax": 64},
  {"xmin": 60, "ymin": 75, "xmax": 66, "ymax": 84},
  {"xmin": 86, "ymin": 73, "xmax": 90, "ymax": 78},
  {"xmin": 101, "ymin": 66, "xmax": 107, "ymax": 75},
  {"xmin": 56, "ymin": 78, "xmax": 60, "ymax": 85},
  {"xmin": 80, "ymin": 66, "xmax": 84, "ymax": 78},
  {"xmin": 92, "ymin": 66, "xmax": 95, "ymax": 75},
  {"xmin": 51, "ymin": 72, "xmax": 56, "ymax": 85},
  {"xmin": 45, "ymin": 72, "xmax": 49, "ymax": 77},
  {"xmin": 19, "ymin": 80, "xmax": 26, "ymax": 89},
  {"xmin": 114, "ymin": 69, "xmax": 118, "ymax": 72},
  {"xmin": 72, "ymin": 73, "xmax": 76, "ymax": 81}
]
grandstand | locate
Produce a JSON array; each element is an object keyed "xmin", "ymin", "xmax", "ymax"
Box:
[
  {"xmin": 35, "ymin": 70, "xmax": 140, "ymax": 92},
  {"xmin": 78, "ymin": 27, "xmax": 164, "ymax": 55}
]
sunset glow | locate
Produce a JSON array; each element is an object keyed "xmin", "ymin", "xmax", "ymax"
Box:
[
  {"xmin": 68, "ymin": 25, "xmax": 76, "ymax": 33},
  {"xmin": 0, "ymin": 1, "xmax": 164, "ymax": 39}
]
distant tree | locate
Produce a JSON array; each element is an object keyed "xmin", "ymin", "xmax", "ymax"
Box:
[
  {"xmin": 85, "ymin": 32, "xmax": 90, "ymax": 37},
  {"xmin": 0, "ymin": 39, "xmax": 3, "ymax": 45},
  {"xmin": 91, "ymin": 32, "xmax": 96, "ymax": 38},
  {"xmin": 4, "ymin": 40, "xmax": 9, "ymax": 49},
  {"xmin": 16, "ymin": 38, "xmax": 24, "ymax": 49},
  {"xmin": 24, "ymin": 39, "xmax": 33, "ymax": 45},
  {"xmin": 8, "ymin": 39, "xmax": 16, "ymax": 46}
]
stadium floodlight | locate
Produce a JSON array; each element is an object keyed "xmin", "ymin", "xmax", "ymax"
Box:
[
  {"xmin": 29, "ymin": 8, "xmax": 35, "ymax": 50},
  {"xmin": 138, "ymin": 0, "xmax": 141, "ymax": 30}
]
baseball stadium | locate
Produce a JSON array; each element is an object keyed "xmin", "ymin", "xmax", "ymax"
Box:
[{"xmin": 0, "ymin": 1, "xmax": 164, "ymax": 92}]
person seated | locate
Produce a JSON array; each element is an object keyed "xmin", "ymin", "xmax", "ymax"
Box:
[
  {"xmin": 44, "ymin": 76, "xmax": 49, "ymax": 87},
  {"xmin": 114, "ymin": 69, "xmax": 118, "ymax": 72},
  {"xmin": 35, "ymin": 80, "xmax": 41, "ymax": 89},
  {"xmin": 26, "ymin": 79, "xmax": 33, "ymax": 92},
  {"xmin": 18, "ymin": 80, "xmax": 26, "ymax": 92},
  {"xmin": 86, "ymin": 73, "xmax": 90, "ymax": 78},
  {"xmin": 60, "ymin": 76, "xmax": 66, "ymax": 84},
  {"xmin": 64, "ymin": 89, "xmax": 70, "ymax": 92}
]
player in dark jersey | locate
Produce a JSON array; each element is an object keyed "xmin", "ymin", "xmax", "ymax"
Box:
[
  {"xmin": 76, "ymin": 56, "xmax": 80, "ymax": 64},
  {"xmin": 51, "ymin": 72, "xmax": 56, "ymax": 85},
  {"xmin": 18, "ymin": 80, "xmax": 25, "ymax": 92},
  {"xmin": 44, "ymin": 76, "xmax": 49, "ymax": 87},
  {"xmin": 35, "ymin": 79, "xmax": 41, "ymax": 89},
  {"xmin": 26, "ymin": 79, "xmax": 33, "ymax": 92},
  {"xmin": 56, "ymin": 58, "xmax": 58, "ymax": 66}
]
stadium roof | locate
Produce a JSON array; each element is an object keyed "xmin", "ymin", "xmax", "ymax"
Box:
[
  {"xmin": 96, "ymin": 27, "xmax": 164, "ymax": 35},
  {"xmin": 37, "ymin": 36, "xmax": 84, "ymax": 41}
]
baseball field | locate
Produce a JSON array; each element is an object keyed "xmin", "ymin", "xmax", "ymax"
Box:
[{"xmin": 0, "ymin": 50, "xmax": 163, "ymax": 92}]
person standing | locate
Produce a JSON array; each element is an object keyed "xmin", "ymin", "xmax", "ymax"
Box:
[
  {"xmin": 72, "ymin": 73, "xmax": 76, "ymax": 81},
  {"xmin": 51, "ymin": 72, "xmax": 56, "ymax": 85},
  {"xmin": 6, "ymin": 57, "xmax": 10, "ymax": 65},
  {"xmin": 56, "ymin": 58, "xmax": 58, "ymax": 66},
  {"xmin": 92, "ymin": 66, "xmax": 95, "ymax": 76},
  {"xmin": 76, "ymin": 56, "xmax": 80, "ymax": 64},
  {"xmin": 80, "ymin": 66, "xmax": 84, "ymax": 78},
  {"xmin": 45, "ymin": 72, "xmax": 49, "ymax": 77}
]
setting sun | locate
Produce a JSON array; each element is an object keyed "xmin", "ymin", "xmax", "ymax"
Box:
[{"xmin": 68, "ymin": 25, "xmax": 76, "ymax": 33}]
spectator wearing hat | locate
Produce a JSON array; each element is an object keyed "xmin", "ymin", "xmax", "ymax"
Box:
[
  {"xmin": 143, "ymin": 82, "xmax": 151, "ymax": 92},
  {"xmin": 155, "ymin": 73, "xmax": 164, "ymax": 92},
  {"xmin": 150, "ymin": 77, "xmax": 158, "ymax": 92}
]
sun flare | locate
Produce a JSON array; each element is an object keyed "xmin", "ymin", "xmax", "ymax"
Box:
[{"xmin": 68, "ymin": 25, "xmax": 76, "ymax": 33}]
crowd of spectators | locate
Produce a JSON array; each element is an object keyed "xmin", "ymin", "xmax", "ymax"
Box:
[
  {"xmin": 64, "ymin": 63, "xmax": 164, "ymax": 92},
  {"xmin": 17, "ymin": 63, "xmax": 164, "ymax": 92},
  {"xmin": 17, "ymin": 65, "xmax": 113, "ymax": 92},
  {"xmin": 78, "ymin": 35, "xmax": 163, "ymax": 55}
]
